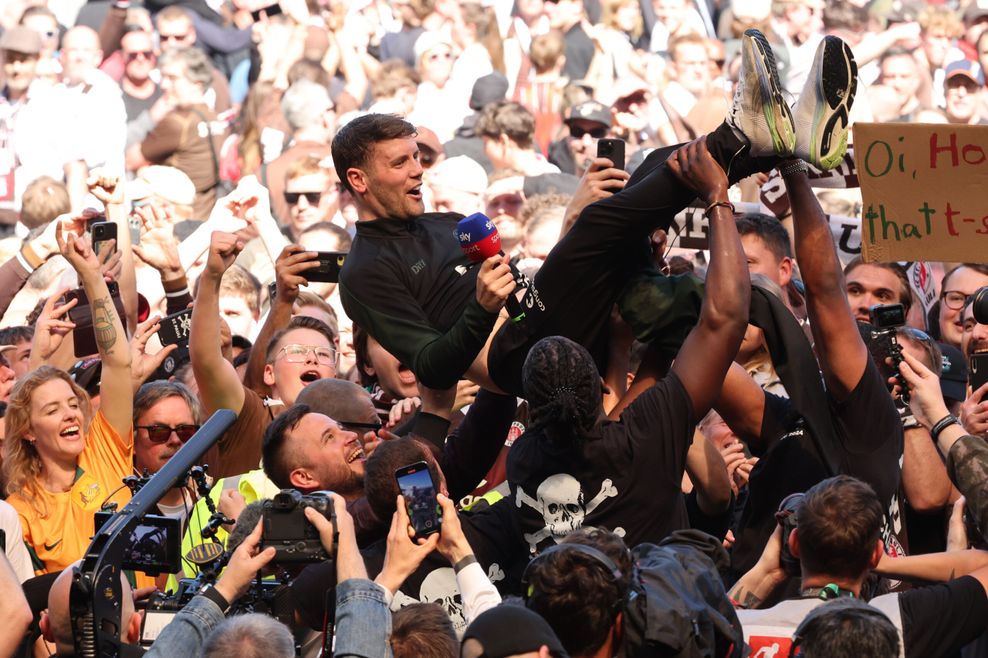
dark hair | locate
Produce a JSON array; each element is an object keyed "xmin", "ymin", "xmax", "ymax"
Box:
[
  {"xmin": 133, "ymin": 380, "xmax": 203, "ymax": 425},
  {"xmin": 793, "ymin": 598, "xmax": 900, "ymax": 658},
  {"xmin": 735, "ymin": 213, "xmax": 792, "ymax": 261},
  {"xmin": 352, "ymin": 324, "xmax": 375, "ymax": 387},
  {"xmin": 265, "ymin": 315, "xmax": 338, "ymax": 362},
  {"xmin": 796, "ymin": 476, "xmax": 883, "ymax": 581},
  {"xmin": 262, "ymin": 404, "xmax": 312, "ymax": 489},
  {"xmin": 390, "ymin": 603, "xmax": 458, "ymax": 658},
  {"xmin": 941, "ymin": 263, "xmax": 988, "ymax": 292},
  {"xmin": 524, "ymin": 529, "xmax": 631, "ymax": 656},
  {"xmin": 232, "ymin": 348, "xmax": 252, "ymax": 370},
  {"xmin": 364, "ymin": 436, "xmax": 439, "ymax": 522},
  {"xmin": 522, "ymin": 336, "xmax": 602, "ymax": 443},
  {"xmin": 843, "ymin": 257, "xmax": 912, "ymax": 315},
  {"xmin": 0, "ymin": 326, "xmax": 33, "ymax": 346},
  {"xmin": 331, "ymin": 113, "xmax": 416, "ymax": 194},
  {"xmin": 475, "ymin": 101, "xmax": 536, "ymax": 149},
  {"xmin": 299, "ymin": 221, "xmax": 353, "ymax": 251}
]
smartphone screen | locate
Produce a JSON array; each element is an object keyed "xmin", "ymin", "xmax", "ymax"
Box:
[{"xmin": 395, "ymin": 461, "xmax": 441, "ymax": 537}]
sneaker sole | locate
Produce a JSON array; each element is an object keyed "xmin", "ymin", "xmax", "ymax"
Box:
[
  {"xmin": 745, "ymin": 29, "xmax": 796, "ymax": 156},
  {"xmin": 811, "ymin": 37, "xmax": 857, "ymax": 170}
]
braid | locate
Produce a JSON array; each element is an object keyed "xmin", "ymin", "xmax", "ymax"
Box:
[{"xmin": 523, "ymin": 337, "xmax": 602, "ymax": 443}]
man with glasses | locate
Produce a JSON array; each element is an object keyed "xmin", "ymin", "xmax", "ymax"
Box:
[
  {"xmin": 548, "ymin": 100, "xmax": 614, "ymax": 175},
  {"xmin": 119, "ymin": 28, "xmax": 161, "ymax": 124},
  {"xmin": 937, "ymin": 263, "xmax": 988, "ymax": 349},
  {"xmin": 154, "ymin": 6, "xmax": 231, "ymax": 113}
]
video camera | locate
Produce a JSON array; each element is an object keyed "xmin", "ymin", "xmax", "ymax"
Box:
[{"xmin": 868, "ymin": 303, "xmax": 909, "ymax": 405}]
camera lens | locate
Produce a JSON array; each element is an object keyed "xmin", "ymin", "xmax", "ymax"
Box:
[{"xmin": 973, "ymin": 286, "xmax": 988, "ymax": 325}]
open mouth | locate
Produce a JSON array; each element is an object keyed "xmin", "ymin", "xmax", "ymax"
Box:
[
  {"xmin": 397, "ymin": 364, "xmax": 416, "ymax": 386},
  {"xmin": 407, "ymin": 185, "xmax": 422, "ymax": 200},
  {"xmin": 346, "ymin": 444, "xmax": 365, "ymax": 464},
  {"xmin": 300, "ymin": 370, "xmax": 321, "ymax": 384},
  {"xmin": 59, "ymin": 425, "xmax": 81, "ymax": 440}
]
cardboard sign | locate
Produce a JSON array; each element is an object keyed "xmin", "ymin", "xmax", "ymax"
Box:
[{"xmin": 855, "ymin": 122, "xmax": 988, "ymax": 264}]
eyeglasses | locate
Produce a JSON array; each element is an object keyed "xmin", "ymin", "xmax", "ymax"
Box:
[
  {"xmin": 569, "ymin": 125, "xmax": 608, "ymax": 139},
  {"xmin": 160, "ymin": 33, "xmax": 190, "ymax": 42},
  {"xmin": 276, "ymin": 343, "xmax": 336, "ymax": 365},
  {"xmin": 285, "ymin": 191, "xmax": 322, "ymax": 206},
  {"xmin": 941, "ymin": 290, "xmax": 971, "ymax": 310},
  {"xmin": 138, "ymin": 424, "xmax": 200, "ymax": 443},
  {"xmin": 338, "ymin": 420, "xmax": 383, "ymax": 433},
  {"xmin": 125, "ymin": 50, "xmax": 154, "ymax": 61}
]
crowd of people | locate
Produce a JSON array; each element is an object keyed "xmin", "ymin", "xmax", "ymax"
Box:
[{"xmin": 3, "ymin": 0, "xmax": 988, "ymax": 656}]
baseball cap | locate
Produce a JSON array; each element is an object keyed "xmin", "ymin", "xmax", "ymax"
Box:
[
  {"xmin": 939, "ymin": 343, "xmax": 968, "ymax": 403},
  {"xmin": 564, "ymin": 101, "xmax": 611, "ymax": 128},
  {"xmin": 470, "ymin": 72, "xmax": 510, "ymax": 111},
  {"xmin": 461, "ymin": 605, "xmax": 569, "ymax": 658},
  {"xmin": 945, "ymin": 60, "xmax": 985, "ymax": 86},
  {"xmin": 0, "ymin": 27, "xmax": 42, "ymax": 55},
  {"xmin": 130, "ymin": 165, "xmax": 196, "ymax": 208},
  {"xmin": 964, "ymin": 0, "xmax": 988, "ymax": 24}
]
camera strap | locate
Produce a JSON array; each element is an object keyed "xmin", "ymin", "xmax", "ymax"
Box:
[{"xmin": 800, "ymin": 584, "xmax": 855, "ymax": 601}]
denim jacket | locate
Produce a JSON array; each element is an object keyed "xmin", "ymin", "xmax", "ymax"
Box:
[
  {"xmin": 334, "ymin": 578, "xmax": 393, "ymax": 658},
  {"xmin": 144, "ymin": 594, "xmax": 225, "ymax": 657}
]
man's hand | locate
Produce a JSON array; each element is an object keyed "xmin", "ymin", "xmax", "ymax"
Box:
[
  {"xmin": 56, "ymin": 221, "xmax": 101, "ymax": 276},
  {"xmin": 275, "ymin": 245, "xmax": 319, "ymax": 304},
  {"xmin": 218, "ymin": 490, "xmax": 247, "ymax": 525},
  {"xmin": 475, "ymin": 255, "xmax": 515, "ymax": 313},
  {"xmin": 667, "ymin": 136, "xmax": 729, "ymax": 204},
  {"xmin": 721, "ymin": 442, "xmax": 747, "ymax": 497},
  {"xmin": 303, "ymin": 493, "xmax": 353, "ymax": 557},
  {"xmin": 948, "ymin": 496, "xmax": 969, "ymax": 552},
  {"xmin": 132, "ymin": 204, "xmax": 183, "ymax": 280},
  {"xmin": 30, "ymin": 289, "xmax": 77, "ymax": 365},
  {"xmin": 203, "ymin": 231, "xmax": 245, "ymax": 280},
  {"xmin": 564, "ymin": 157, "xmax": 630, "ymax": 225},
  {"xmin": 86, "ymin": 173, "xmax": 124, "ymax": 206},
  {"xmin": 897, "ymin": 350, "xmax": 951, "ymax": 429},
  {"xmin": 374, "ymin": 495, "xmax": 440, "ymax": 594},
  {"xmin": 961, "ymin": 383, "xmax": 988, "ymax": 438},
  {"xmin": 214, "ymin": 520, "xmax": 277, "ymax": 603},
  {"xmin": 453, "ymin": 380, "xmax": 479, "ymax": 412},
  {"xmin": 129, "ymin": 315, "xmax": 178, "ymax": 391},
  {"xmin": 387, "ymin": 397, "xmax": 421, "ymax": 430},
  {"xmin": 435, "ymin": 494, "xmax": 473, "ymax": 565}
]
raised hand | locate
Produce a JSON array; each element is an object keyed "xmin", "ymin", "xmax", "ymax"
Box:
[
  {"xmin": 56, "ymin": 219, "xmax": 101, "ymax": 275},
  {"xmin": 475, "ymin": 255, "xmax": 515, "ymax": 314},
  {"xmin": 667, "ymin": 135, "xmax": 729, "ymax": 205},
  {"xmin": 204, "ymin": 231, "xmax": 245, "ymax": 279},
  {"xmin": 214, "ymin": 520, "xmax": 277, "ymax": 604},
  {"xmin": 373, "ymin": 495, "xmax": 440, "ymax": 594},
  {"xmin": 86, "ymin": 172, "xmax": 125, "ymax": 206},
  {"xmin": 129, "ymin": 315, "xmax": 179, "ymax": 391},
  {"xmin": 132, "ymin": 203, "xmax": 183, "ymax": 279},
  {"xmin": 30, "ymin": 289, "xmax": 78, "ymax": 365},
  {"xmin": 274, "ymin": 245, "xmax": 319, "ymax": 303}
]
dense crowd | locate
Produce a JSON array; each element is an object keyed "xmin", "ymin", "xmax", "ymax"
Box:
[{"xmin": 3, "ymin": 0, "xmax": 988, "ymax": 657}]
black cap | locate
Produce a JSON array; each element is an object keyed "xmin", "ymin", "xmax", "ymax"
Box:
[
  {"xmin": 470, "ymin": 72, "xmax": 510, "ymax": 111},
  {"xmin": 462, "ymin": 605, "xmax": 569, "ymax": 658},
  {"xmin": 939, "ymin": 342, "xmax": 968, "ymax": 403}
]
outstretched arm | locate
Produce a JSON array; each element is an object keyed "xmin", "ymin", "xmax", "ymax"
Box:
[
  {"xmin": 668, "ymin": 137, "xmax": 750, "ymax": 419},
  {"xmin": 784, "ymin": 166, "xmax": 867, "ymax": 399}
]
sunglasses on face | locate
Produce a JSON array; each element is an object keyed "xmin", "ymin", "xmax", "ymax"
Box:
[
  {"xmin": 160, "ymin": 33, "xmax": 190, "ymax": 42},
  {"xmin": 285, "ymin": 191, "xmax": 322, "ymax": 206},
  {"xmin": 138, "ymin": 424, "xmax": 200, "ymax": 443},
  {"xmin": 569, "ymin": 125, "xmax": 608, "ymax": 139},
  {"xmin": 125, "ymin": 50, "xmax": 154, "ymax": 61}
]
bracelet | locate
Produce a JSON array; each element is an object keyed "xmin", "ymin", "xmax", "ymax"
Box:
[
  {"xmin": 931, "ymin": 414, "xmax": 960, "ymax": 442},
  {"xmin": 704, "ymin": 200, "xmax": 735, "ymax": 218},
  {"xmin": 778, "ymin": 160, "xmax": 808, "ymax": 177},
  {"xmin": 453, "ymin": 554, "xmax": 478, "ymax": 574},
  {"xmin": 199, "ymin": 584, "xmax": 231, "ymax": 614}
]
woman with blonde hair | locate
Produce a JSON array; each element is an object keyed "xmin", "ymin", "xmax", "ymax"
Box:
[{"xmin": 2, "ymin": 220, "xmax": 132, "ymax": 575}]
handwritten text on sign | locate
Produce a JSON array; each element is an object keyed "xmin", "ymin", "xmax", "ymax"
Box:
[{"xmin": 855, "ymin": 122, "xmax": 988, "ymax": 264}]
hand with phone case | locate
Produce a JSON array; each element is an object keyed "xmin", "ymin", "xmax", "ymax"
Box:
[
  {"xmin": 130, "ymin": 315, "xmax": 180, "ymax": 392},
  {"xmin": 274, "ymin": 245, "xmax": 322, "ymax": 303},
  {"xmin": 564, "ymin": 154, "xmax": 631, "ymax": 231}
]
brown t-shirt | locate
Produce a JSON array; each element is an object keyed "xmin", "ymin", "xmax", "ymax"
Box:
[
  {"xmin": 202, "ymin": 385, "xmax": 283, "ymax": 480},
  {"xmin": 141, "ymin": 103, "xmax": 225, "ymax": 219},
  {"xmin": 265, "ymin": 140, "xmax": 333, "ymax": 225}
]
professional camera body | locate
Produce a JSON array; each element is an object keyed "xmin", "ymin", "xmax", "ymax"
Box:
[
  {"xmin": 260, "ymin": 489, "xmax": 337, "ymax": 562},
  {"xmin": 776, "ymin": 492, "xmax": 805, "ymax": 577}
]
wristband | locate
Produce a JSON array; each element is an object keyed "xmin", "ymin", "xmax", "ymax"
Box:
[
  {"xmin": 704, "ymin": 200, "xmax": 735, "ymax": 218},
  {"xmin": 778, "ymin": 160, "xmax": 808, "ymax": 177},
  {"xmin": 453, "ymin": 554, "xmax": 478, "ymax": 574},
  {"xmin": 931, "ymin": 414, "xmax": 960, "ymax": 442},
  {"xmin": 199, "ymin": 584, "xmax": 231, "ymax": 614}
]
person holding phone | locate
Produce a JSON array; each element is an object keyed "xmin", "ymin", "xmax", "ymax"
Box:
[{"xmin": 1, "ymin": 220, "xmax": 134, "ymax": 576}]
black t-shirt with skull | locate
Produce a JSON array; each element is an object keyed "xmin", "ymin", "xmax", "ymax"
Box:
[{"xmin": 506, "ymin": 372, "xmax": 695, "ymax": 554}]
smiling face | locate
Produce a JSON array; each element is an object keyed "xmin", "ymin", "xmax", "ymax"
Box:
[
  {"xmin": 134, "ymin": 396, "xmax": 195, "ymax": 474},
  {"xmin": 845, "ymin": 263, "xmax": 906, "ymax": 323},
  {"xmin": 28, "ymin": 378, "xmax": 88, "ymax": 466},
  {"xmin": 941, "ymin": 266, "xmax": 988, "ymax": 348},
  {"xmin": 348, "ymin": 137, "xmax": 425, "ymax": 221},
  {"xmin": 264, "ymin": 328, "xmax": 338, "ymax": 405},
  {"xmin": 288, "ymin": 412, "xmax": 365, "ymax": 497}
]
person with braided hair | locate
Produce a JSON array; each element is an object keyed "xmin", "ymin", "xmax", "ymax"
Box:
[{"xmin": 507, "ymin": 134, "xmax": 751, "ymax": 553}]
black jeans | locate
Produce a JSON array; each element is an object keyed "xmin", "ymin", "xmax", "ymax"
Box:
[{"xmin": 488, "ymin": 122, "xmax": 775, "ymax": 396}]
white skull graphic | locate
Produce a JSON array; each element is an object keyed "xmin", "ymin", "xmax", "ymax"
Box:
[
  {"xmin": 418, "ymin": 567, "xmax": 466, "ymax": 633},
  {"xmin": 516, "ymin": 474, "xmax": 618, "ymax": 550}
]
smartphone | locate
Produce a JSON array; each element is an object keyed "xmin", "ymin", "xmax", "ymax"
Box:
[
  {"xmin": 90, "ymin": 221, "xmax": 117, "ymax": 261},
  {"xmin": 395, "ymin": 461, "xmax": 442, "ymax": 537},
  {"xmin": 250, "ymin": 2, "xmax": 283, "ymax": 21},
  {"xmin": 157, "ymin": 308, "xmax": 193, "ymax": 347},
  {"xmin": 971, "ymin": 353, "xmax": 988, "ymax": 397},
  {"xmin": 63, "ymin": 281, "xmax": 125, "ymax": 357},
  {"xmin": 128, "ymin": 213, "xmax": 141, "ymax": 246},
  {"xmin": 596, "ymin": 138, "xmax": 626, "ymax": 171},
  {"xmin": 305, "ymin": 251, "xmax": 347, "ymax": 283}
]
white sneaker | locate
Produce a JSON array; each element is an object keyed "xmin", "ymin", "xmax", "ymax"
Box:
[
  {"xmin": 792, "ymin": 36, "xmax": 858, "ymax": 170},
  {"xmin": 727, "ymin": 29, "xmax": 795, "ymax": 158}
]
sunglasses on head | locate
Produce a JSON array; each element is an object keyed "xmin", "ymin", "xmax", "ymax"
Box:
[
  {"xmin": 138, "ymin": 424, "xmax": 200, "ymax": 443},
  {"xmin": 339, "ymin": 420, "xmax": 383, "ymax": 433},
  {"xmin": 285, "ymin": 191, "xmax": 322, "ymax": 206},
  {"xmin": 569, "ymin": 125, "xmax": 608, "ymax": 139}
]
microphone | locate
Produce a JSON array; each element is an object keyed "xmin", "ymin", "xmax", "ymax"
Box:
[{"xmin": 456, "ymin": 213, "xmax": 529, "ymax": 321}]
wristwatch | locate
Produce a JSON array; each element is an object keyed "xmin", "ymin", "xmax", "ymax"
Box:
[{"xmin": 199, "ymin": 584, "xmax": 231, "ymax": 614}]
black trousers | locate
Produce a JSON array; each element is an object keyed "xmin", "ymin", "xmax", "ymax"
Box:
[{"xmin": 488, "ymin": 122, "xmax": 775, "ymax": 396}]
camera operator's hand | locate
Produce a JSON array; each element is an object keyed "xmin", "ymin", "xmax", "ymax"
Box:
[
  {"xmin": 374, "ymin": 495, "xmax": 440, "ymax": 595},
  {"xmin": 476, "ymin": 255, "xmax": 515, "ymax": 314},
  {"xmin": 275, "ymin": 245, "xmax": 319, "ymax": 304},
  {"xmin": 667, "ymin": 136, "xmax": 729, "ymax": 205},
  {"xmin": 303, "ymin": 493, "xmax": 353, "ymax": 557},
  {"xmin": 961, "ymin": 383, "xmax": 988, "ymax": 438},
  {"xmin": 214, "ymin": 519, "xmax": 277, "ymax": 604},
  {"xmin": 435, "ymin": 494, "xmax": 473, "ymax": 566},
  {"xmin": 896, "ymin": 350, "xmax": 951, "ymax": 429}
]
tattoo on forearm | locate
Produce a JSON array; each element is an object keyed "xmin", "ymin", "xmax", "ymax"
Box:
[
  {"xmin": 92, "ymin": 297, "xmax": 117, "ymax": 355},
  {"xmin": 729, "ymin": 585, "xmax": 763, "ymax": 609}
]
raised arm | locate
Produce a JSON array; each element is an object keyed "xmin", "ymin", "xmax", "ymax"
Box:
[
  {"xmin": 667, "ymin": 137, "xmax": 750, "ymax": 418},
  {"xmin": 87, "ymin": 174, "xmax": 138, "ymax": 333},
  {"xmin": 57, "ymin": 224, "xmax": 133, "ymax": 436},
  {"xmin": 190, "ymin": 231, "xmax": 247, "ymax": 414},
  {"xmin": 783, "ymin": 166, "xmax": 867, "ymax": 399}
]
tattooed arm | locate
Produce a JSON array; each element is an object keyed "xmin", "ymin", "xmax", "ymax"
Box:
[
  {"xmin": 58, "ymin": 224, "xmax": 133, "ymax": 437},
  {"xmin": 728, "ymin": 525, "xmax": 787, "ymax": 609}
]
